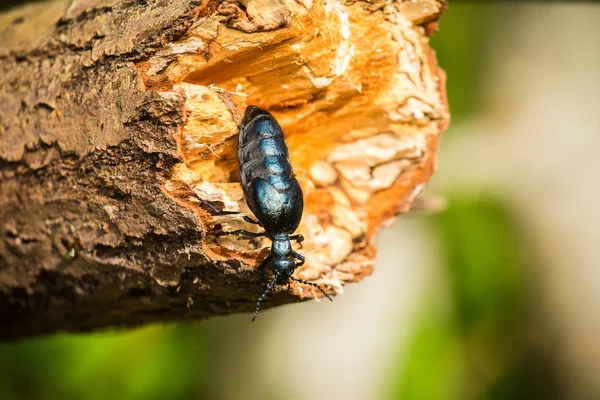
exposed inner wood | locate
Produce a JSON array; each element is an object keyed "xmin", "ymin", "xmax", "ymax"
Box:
[{"xmin": 150, "ymin": 0, "xmax": 449, "ymax": 298}]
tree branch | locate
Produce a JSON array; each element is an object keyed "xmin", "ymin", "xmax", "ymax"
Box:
[{"xmin": 0, "ymin": 0, "xmax": 448, "ymax": 340}]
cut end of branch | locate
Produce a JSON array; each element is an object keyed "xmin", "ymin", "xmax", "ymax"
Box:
[{"xmin": 147, "ymin": 0, "xmax": 449, "ymax": 301}]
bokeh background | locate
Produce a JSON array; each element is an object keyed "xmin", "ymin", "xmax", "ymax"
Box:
[{"xmin": 2, "ymin": 2, "xmax": 600, "ymax": 399}]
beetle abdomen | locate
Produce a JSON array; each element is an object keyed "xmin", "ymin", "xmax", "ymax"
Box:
[{"xmin": 238, "ymin": 106, "xmax": 303, "ymax": 233}]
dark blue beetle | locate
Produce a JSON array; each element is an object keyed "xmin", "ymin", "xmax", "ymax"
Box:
[{"xmin": 197, "ymin": 106, "xmax": 331, "ymax": 320}]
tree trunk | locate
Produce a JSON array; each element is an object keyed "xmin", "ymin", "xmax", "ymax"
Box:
[{"xmin": 0, "ymin": 0, "xmax": 448, "ymax": 340}]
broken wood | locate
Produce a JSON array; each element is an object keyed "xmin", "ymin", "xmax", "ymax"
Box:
[{"xmin": 0, "ymin": 0, "xmax": 449, "ymax": 340}]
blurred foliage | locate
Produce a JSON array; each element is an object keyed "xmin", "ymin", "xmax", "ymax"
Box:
[
  {"xmin": 429, "ymin": 3, "xmax": 500, "ymax": 123},
  {"xmin": 0, "ymin": 324, "xmax": 218, "ymax": 400},
  {"xmin": 388, "ymin": 197, "xmax": 559, "ymax": 400}
]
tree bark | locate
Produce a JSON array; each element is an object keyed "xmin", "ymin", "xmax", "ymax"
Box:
[{"xmin": 0, "ymin": 0, "xmax": 448, "ymax": 340}]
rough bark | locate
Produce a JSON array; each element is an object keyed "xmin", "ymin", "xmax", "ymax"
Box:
[{"xmin": 0, "ymin": 0, "xmax": 448, "ymax": 340}]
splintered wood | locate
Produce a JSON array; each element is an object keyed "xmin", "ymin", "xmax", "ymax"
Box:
[{"xmin": 149, "ymin": 0, "xmax": 449, "ymax": 298}]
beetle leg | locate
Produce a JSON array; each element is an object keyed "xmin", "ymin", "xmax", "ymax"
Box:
[
  {"xmin": 216, "ymin": 229, "xmax": 266, "ymax": 238},
  {"xmin": 256, "ymin": 254, "xmax": 272, "ymax": 280},
  {"xmin": 191, "ymin": 194, "xmax": 239, "ymax": 215},
  {"xmin": 243, "ymin": 216, "xmax": 262, "ymax": 226},
  {"xmin": 290, "ymin": 276, "xmax": 333, "ymax": 301},
  {"xmin": 289, "ymin": 234, "xmax": 304, "ymax": 248},
  {"xmin": 257, "ymin": 254, "xmax": 272, "ymax": 269},
  {"xmin": 292, "ymin": 251, "xmax": 305, "ymax": 266}
]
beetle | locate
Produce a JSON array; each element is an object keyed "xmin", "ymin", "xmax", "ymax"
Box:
[{"xmin": 195, "ymin": 106, "xmax": 332, "ymax": 321}]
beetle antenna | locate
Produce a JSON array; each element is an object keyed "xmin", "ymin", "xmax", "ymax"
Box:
[
  {"xmin": 290, "ymin": 277, "xmax": 333, "ymax": 301},
  {"xmin": 252, "ymin": 275, "xmax": 279, "ymax": 322},
  {"xmin": 298, "ymin": 246, "xmax": 317, "ymax": 256}
]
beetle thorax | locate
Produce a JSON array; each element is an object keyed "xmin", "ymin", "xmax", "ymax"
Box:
[{"xmin": 271, "ymin": 234, "xmax": 291, "ymax": 258}]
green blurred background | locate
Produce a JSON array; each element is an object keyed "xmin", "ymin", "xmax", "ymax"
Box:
[{"xmin": 2, "ymin": 2, "xmax": 600, "ymax": 399}]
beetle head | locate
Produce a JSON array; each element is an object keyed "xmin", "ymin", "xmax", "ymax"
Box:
[{"xmin": 272, "ymin": 257, "xmax": 296, "ymax": 278}]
